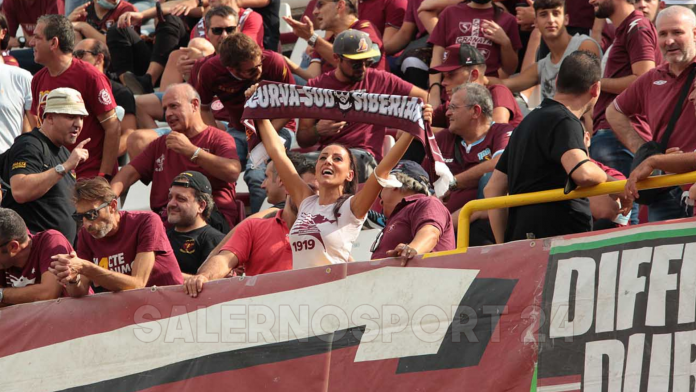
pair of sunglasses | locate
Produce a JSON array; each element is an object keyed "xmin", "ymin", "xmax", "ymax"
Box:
[
  {"xmin": 210, "ymin": 26, "xmax": 237, "ymax": 35},
  {"xmin": 342, "ymin": 56, "xmax": 374, "ymax": 70},
  {"xmin": 72, "ymin": 201, "xmax": 110, "ymax": 222}
]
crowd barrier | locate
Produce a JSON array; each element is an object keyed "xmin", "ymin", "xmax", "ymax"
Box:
[{"xmin": 3, "ymin": 174, "xmax": 696, "ymax": 391}]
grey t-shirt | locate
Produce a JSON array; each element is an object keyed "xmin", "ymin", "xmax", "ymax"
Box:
[{"xmin": 537, "ymin": 34, "xmax": 601, "ymax": 100}]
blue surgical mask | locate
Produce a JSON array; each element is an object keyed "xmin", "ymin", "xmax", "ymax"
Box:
[{"xmin": 97, "ymin": 0, "xmax": 120, "ymax": 10}]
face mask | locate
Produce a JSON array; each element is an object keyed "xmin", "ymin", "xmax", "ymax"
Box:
[
  {"xmin": 97, "ymin": 0, "xmax": 120, "ymax": 10},
  {"xmin": 470, "ymin": 0, "xmax": 491, "ymax": 4}
]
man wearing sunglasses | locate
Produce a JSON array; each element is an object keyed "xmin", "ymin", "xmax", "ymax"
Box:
[
  {"xmin": 371, "ymin": 160, "xmax": 454, "ymax": 265},
  {"xmin": 50, "ymin": 177, "xmax": 183, "ymax": 295},
  {"xmin": 194, "ymin": 32, "xmax": 295, "ymax": 213},
  {"xmin": 297, "ymin": 30, "xmax": 427, "ymax": 183},
  {"xmin": 0, "ymin": 208, "xmax": 75, "ymax": 306},
  {"xmin": 2, "ymin": 88, "xmax": 91, "ymax": 244}
]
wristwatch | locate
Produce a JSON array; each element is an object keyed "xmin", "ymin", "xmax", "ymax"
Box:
[
  {"xmin": 307, "ymin": 33, "xmax": 319, "ymax": 48},
  {"xmin": 55, "ymin": 164, "xmax": 66, "ymax": 176},
  {"xmin": 18, "ymin": 37, "xmax": 25, "ymax": 49},
  {"xmin": 449, "ymin": 178, "xmax": 458, "ymax": 192}
]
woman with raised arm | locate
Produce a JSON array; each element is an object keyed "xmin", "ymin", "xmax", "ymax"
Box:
[{"xmin": 248, "ymin": 86, "xmax": 433, "ymax": 269}]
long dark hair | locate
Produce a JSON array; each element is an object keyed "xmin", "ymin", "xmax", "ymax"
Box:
[{"xmin": 323, "ymin": 144, "xmax": 359, "ymax": 219}]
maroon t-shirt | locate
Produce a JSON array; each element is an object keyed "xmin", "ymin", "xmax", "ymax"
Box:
[
  {"xmin": 306, "ymin": 68, "xmax": 414, "ymax": 161},
  {"xmin": 2, "ymin": 0, "xmax": 64, "ymax": 37},
  {"xmin": 221, "ymin": 210, "xmax": 293, "ymax": 275},
  {"xmin": 432, "ymin": 84, "xmax": 522, "ymax": 128},
  {"xmin": 77, "ymin": 211, "xmax": 183, "ymax": 289},
  {"xmin": 593, "ymin": 10, "xmax": 661, "ymax": 132},
  {"xmin": 565, "ymin": 0, "xmax": 595, "ymax": 30},
  {"xmin": 189, "ymin": 55, "xmax": 230, "ymax": 122},
  {"xmin": 371, "ymin": 194, "xmax": 455, "ymax": 260},
  {"xmin": 358, "ymin": 0, "xmax": 407, "ymax": 35},
  {"xmin": 0, "ymin": 231, "xmax": 72, "ymax": 290},
  {"xmin": 129, "ymin": 126, "xmax": 241, "ymax": 227},
  {"xmin": 195, "ymin": 50, "xmax": 295, "ymax": 131},
  {"xmin": 310, "ymin": 19, "xmax": 388, "ymax": 74},
  {"xmin": 31, "ymin": 58, "xmax": 117, "ymax": 178},
  {"xmin": 436, "ymin": 122, "xmax": 513, "ymax": 212},
  {"xmin": 81, "ymin": 1, "xmax": 138, "ymax": 33},
  {"xmin": 189, "ymin": 7, "xmax": 264, "ymax": 48},
  {"xmin": 404, "ymin": 0, "xmax": 427, "ymax": 38},
  {"xmin": 614, "ymin": 61, "xmax": 696, "ymax": 151},
  {"xmin": 428, "ymin": 4, "xmax": 521, "ymax": 76}
]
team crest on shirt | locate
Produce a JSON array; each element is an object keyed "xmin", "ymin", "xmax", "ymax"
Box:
[
  {"xmin": 478, "ymin": 48, "xmax": 491, "ymax": 59},
  {"xmin": 180, "ymin": 239, "xmax": 196, "ymax": 254},
  {"xmin": 155, "ymin": 154, "xmax": 165, "ymax": 172},
  {"xmin": 106, "ymin": 20, "xmax": 114, "ymax": 29},
  {"xmin": 290, "ymin": 212, "xmax": 337, "ymax": 251},
  {"xmin": 211, "ymin": 99, "xmax": 224, "ymax": 111},
  {"xmin": 459, "ymin": 22, "xmax": 472, "ymax": 34},
  {"xmin": 98, "ymin": 89, "xmax": 112, "ymax": 106},
  {"xmin": 477, "ymin": 148, "xmax": 492, "ymax": 161}
]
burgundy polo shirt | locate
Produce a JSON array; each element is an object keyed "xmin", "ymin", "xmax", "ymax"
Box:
[
  {"xmin": 371, "ymin": 194, "xmax": 455, "ymax": 260},
  {"xmin": 614, "ymin": 61, "xmax": 696, "ymax": 151}
]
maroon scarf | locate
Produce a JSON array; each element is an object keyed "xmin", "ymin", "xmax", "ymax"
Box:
[{"xmin": 242, "ymin": 81, "xmax": 452, "ymax": 195}]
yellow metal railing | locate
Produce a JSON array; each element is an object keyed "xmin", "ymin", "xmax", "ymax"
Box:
[{"xmin": 457, "ymin": 172, "xmax": 696, "ymax": 251}]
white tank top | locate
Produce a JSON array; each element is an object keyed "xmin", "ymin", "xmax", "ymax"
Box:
[{"xmin": 289, "ymin": 195, "xmax": 365, "ymax": 269}]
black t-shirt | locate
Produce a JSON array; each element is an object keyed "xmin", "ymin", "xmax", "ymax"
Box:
[
  {"xmin": 167, "ymin": 225, "xmax": 225, "ymax": 274},
  {"xmin": 496, "ymin": 99, "xmax": 591, "ymax": 242},
  {"xmin": 2, "ymin": 129, "xmax": 76, "ymax": 242},
  {"xmin": 253, "ymin": 0, "xmax": 280, "ymax": 51},
  {"xmin": 111, "ymin": 80, "xmax": 136, "ymax": 115}
]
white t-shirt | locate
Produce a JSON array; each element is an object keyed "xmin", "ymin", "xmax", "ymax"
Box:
[
  {"xmin": 289, "ymin": 195, "xmax": 366, "ymax": 269},
  {"xmin": 0, "ymin": 63, "xmax": 32, "ymax": 152}
]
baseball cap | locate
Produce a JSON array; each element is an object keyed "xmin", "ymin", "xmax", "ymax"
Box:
[
  {"xmin": 43, "ymin": 88, "xmax": 89, "ymax": 118},
  {"xmin": 429, "ymin": 44, "xmax": 486, "ymax": 74},
  {"xmin": 171, "ymin": 171, "xmax": 213, "ymax": 194},
  {"xmin": 384, "ymin": 160, "xmax": 431, "ymax": 190},
  {"xmin": 333, "ymin": 29, "xmax": 381, "ymax": 60}
]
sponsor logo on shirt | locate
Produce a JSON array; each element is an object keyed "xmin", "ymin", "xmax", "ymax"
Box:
[
  {"xmin": 98, "ymin": 89, "xmax": 113, "ymax": 106},
  {"xmin": 653, "ymin": 80, "xmax": 667, "ymax": 86},
  {"xmin": 444, "ymin": 158, "xmax": 454, "ymax": 163},
  {"xmin": 94, "ymin": 253, "xmax": 132, "ymax": 274},
  {"xmin": 155, "ymin": 154, "xmax": 165, "ymax": 172},
  {"xmin": 477, "ymin": 148, "xmax": 492, "ymax": 161},
  {"xmin": 11, "ymin": 161, "xmax": 26, "ymax": 170},
  {"xmin": 442, "ymin": 51, "xmax": 449, "ymax": 62},
  {"xmin": 180, "ymin": 239, "xmax": 196, "ymax": 254},
  {"xmin": 628, "ymin": 18, "xmax": 640, "ymax": 33}
]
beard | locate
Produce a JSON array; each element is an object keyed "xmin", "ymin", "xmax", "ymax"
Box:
[
  {"xmin": 594, "ymin": 1, "xmax": 614, "ymax": 18},
  {"xmin": 167, "ymin": 208, "xmax": 198, "ymax": 228},
  {"xmin": 89, "ymin": 220, "xmax": 113, "ymax": 239}
]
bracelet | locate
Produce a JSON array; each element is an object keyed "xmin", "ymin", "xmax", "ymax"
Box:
[
  {"xmin": 67, "ymin": 274, "xmax": 81, "ymax": 285},
  {"xmin": 190, "ymin": 147, "xmax": 202, "ymax": 162}
]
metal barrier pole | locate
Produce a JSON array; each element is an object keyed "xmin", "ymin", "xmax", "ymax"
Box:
[{"xmin": 457, "ymin": 172, "xmax": 696, "ymax": 251}]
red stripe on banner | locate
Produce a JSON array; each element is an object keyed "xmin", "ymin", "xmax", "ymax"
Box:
[{"xmin": 537, "ymin": 375, "xmax": 582, "ymax": 387}]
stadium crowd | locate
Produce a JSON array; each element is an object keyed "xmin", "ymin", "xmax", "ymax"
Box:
[{"xmin": 1, "ymin": 0, "xmax": 695, "ymax": 305}]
